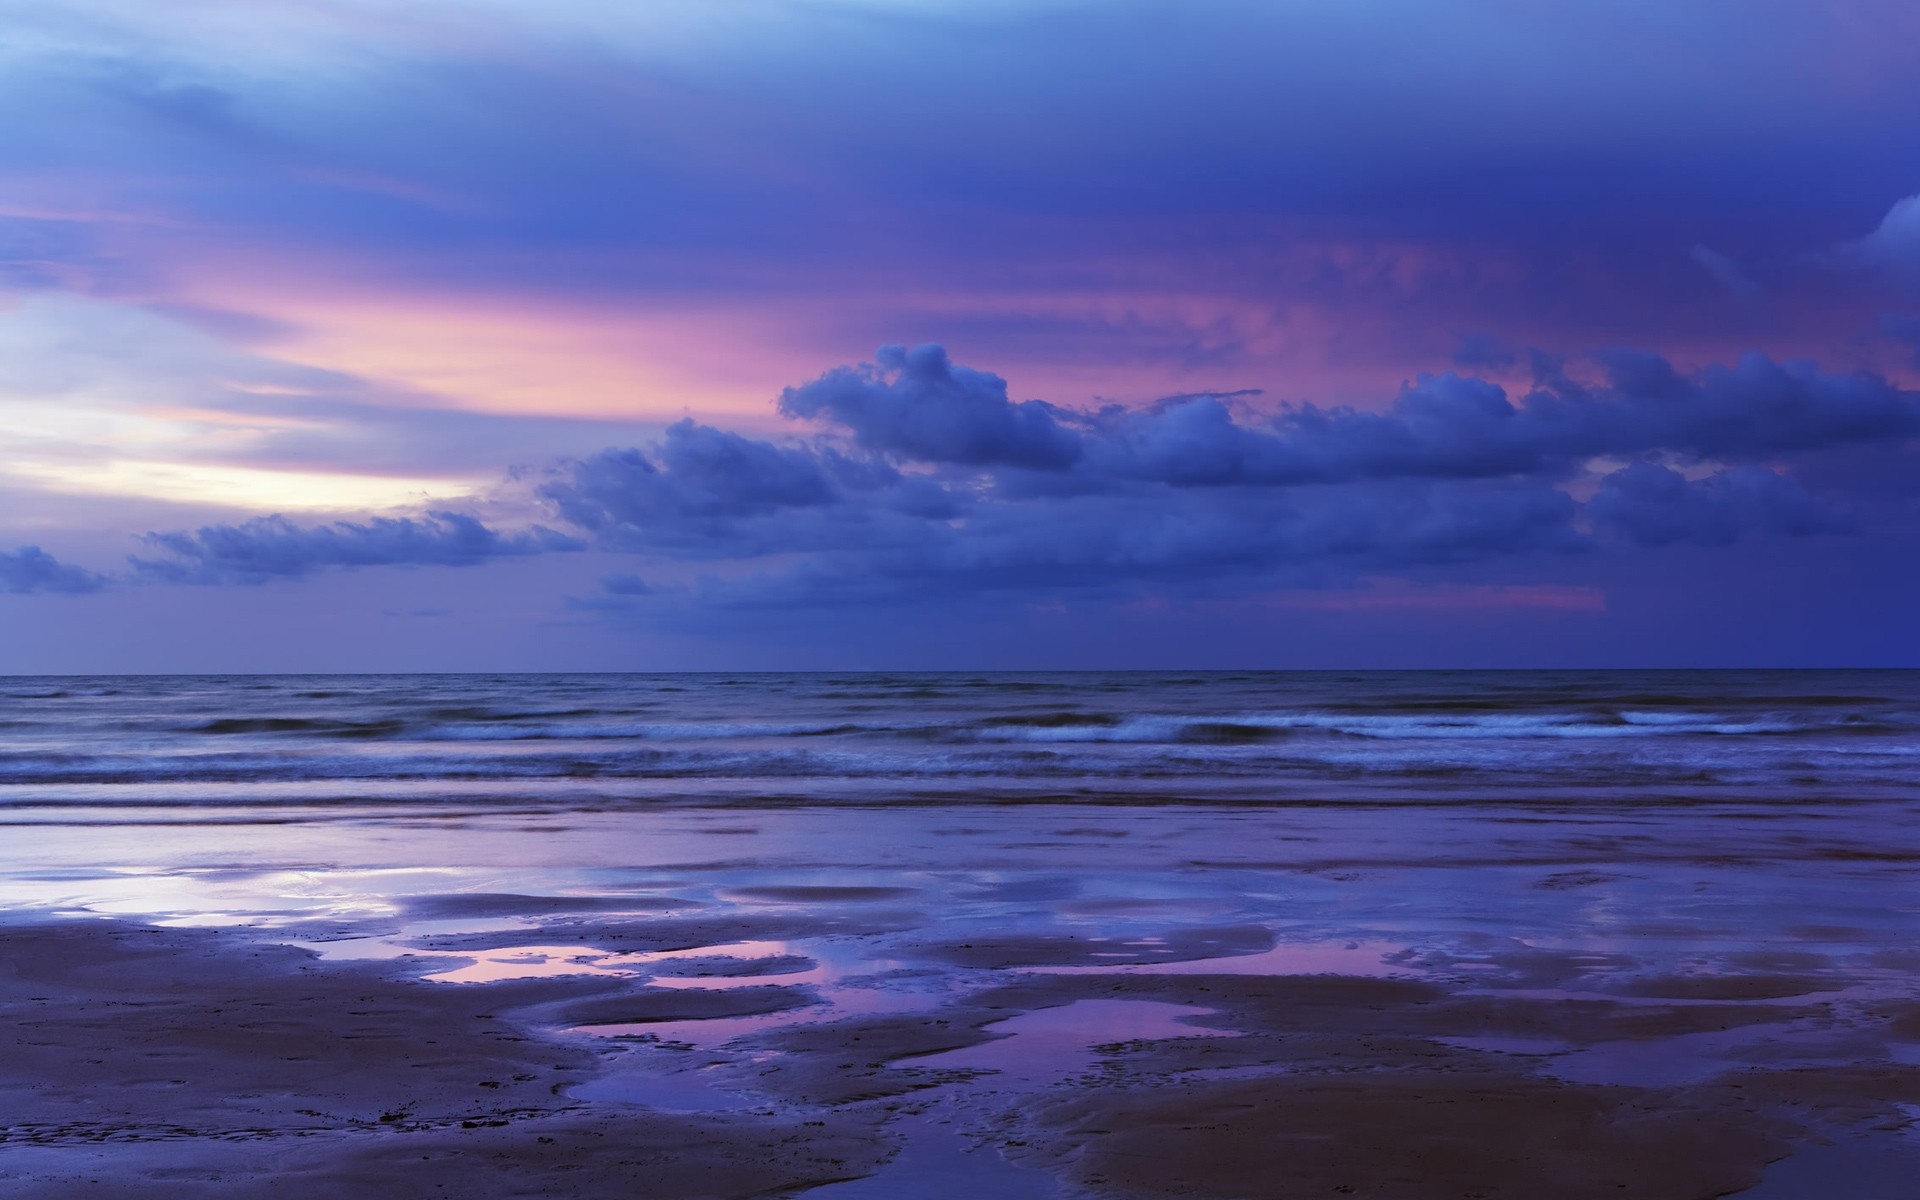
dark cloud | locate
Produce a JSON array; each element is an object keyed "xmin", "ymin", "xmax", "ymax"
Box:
[
  {"xmin": 600, "ymin": 572, "xmax": 653, "ymax": 597},
  {"xmin": 1590, "ymin": 463, "xmax": 1855, "ymax": 548},
  {"xmin": 110, "ymin": 344, "xmax": 1908, "ymax": 613},
  {"xmin": 543, "ymin": 421, "xmax": 840, "ymax": 530},
  {"xmin": 538, "ymin": 414, "xmax": 963, "ymax": 557},
  {"xmin": 1089, "ymin": 376, "xmax": 1541, "ymax": 486},
  {"xmin": 727, "ymin": 344, "xmax": 1920, "ymax": 503},
  {"xmin": 777, "ymin": 344, "xmax": 1083, "ymax": 469},
  {"xmin": 1589, "ymin": 351, "xmax": 1919, "ymax": 458},
  {"xmin": 131, "ymin": 512, "xmax": 582, "ymax": 584},
  {"xmin": 564, "ymin": 571, "xmax": 663, "ymax": 614},
  {"xmin": 682, "ymin": 480, "xmax": 1585, "ymax": 610},
  {"xmin": 524, "ymin": 343, "xmax": 1911, "ymax": 610},
  {"xmin": 663, "ymin": 341, "xmax": 1920, "ymax": 527},
  {"xmin": 1068, "ymin": 351, "xmax": 1920, "ymax": 490},
  {"xmin": 0, "ymin": 546, "xmax": 107, "ymax": 594}
]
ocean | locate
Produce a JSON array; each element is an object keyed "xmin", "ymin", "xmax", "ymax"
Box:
[{"xmin": 3, "ymin": 668, "xmax": 1915, "ymax": 808}]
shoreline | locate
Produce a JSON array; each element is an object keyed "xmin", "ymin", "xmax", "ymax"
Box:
[{"xmin": 4, "ymin": 863, "xmax": 1918, "ymax": 1197}]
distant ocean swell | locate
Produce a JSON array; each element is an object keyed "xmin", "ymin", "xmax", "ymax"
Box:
[{"xmin": 0, "ymin": 671, "xmax": 1914, "ymax": 801}]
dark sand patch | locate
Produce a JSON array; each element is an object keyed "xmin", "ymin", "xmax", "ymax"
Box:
[
  {"xmin": 1864, "ymin": 998, "xmax": 1920, "ymax": 1039},
  {"xmin": 414, "ymin": 910, "xmax": 922, "ymax": 955},
  {"xmin": 974, "ymin": 969, "xmax": 1851, "ymax": 1049},
  {"xmin": 0, "ymin": 921, "xmax": 617, "ymax": 1141},
  {"xmin": 745, "ymin": 1011, "xmax": 999, "ymax": 1061},
  {"xmin": 1533, "ymin": 869, "xmax": 1630, "ymax": 889},
  {"xmin": 650, "ymin": 953, "xmax": 817, "ymax": 978},
  {"xmin": 974, "ymin": 971, "xmax": 1447, "ymax": 1024},
  {"xmin": 1704, "ymin": 1063, "xmax": 1920, "ymax": 1122},
  {"xmin": 1786, "ymin": 924, "xmax": 1877, "ymax": 942},
  {"xmin": 1414, "ymin": 993, "xmax": 1832, "ymax": 1044},
  {"xmin": 1724, "ymin": 950, "xmax": 1837, "ymax": 972},
  {"xmin": 925, "ymin": 968, "xmax": 1920, "ymax": 1199},
  {"xmin": 1864, "ymin": 947, "xmax": 1920, "ymax": 971},
  {"xmin": 1612, "ymin": 974, "xmax": 1840, "ymax": 1001},
  {"xmin": 1023, "ymin": 1072, "xmax": 1791, "ymax": 1200},
  {"xmin": 0, "ymin": 1110, "xmax": 887, "ymax": 1199},
  {"xmin": 274, "ymin": 1109, "xmax": 883, "ymax": 1200},
  {"xmin": 555, "ymin": 984, "xmax": 820, "ymax": 1028},
  {"xmin": 399, "ymin": 892, "xmax": 703, "ymax": 919},
  {"xmin": 0, "ymin": 920, "xmax": 886, "ymax": 1198}
]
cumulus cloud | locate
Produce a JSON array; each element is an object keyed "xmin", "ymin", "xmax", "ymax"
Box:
[
  {"xmin": 89, "ymin": 343, "xmax": 1906, "ymax": 611},
  {"xmin": 132, "ymin": 511, "xmax": 582, "ymax": 584},
  {"xmin": 1588, "ymin": 351, "xmax": 1918, "ymax": 458},
  {"xmin": 1088, "ymin": 376, "xmax": 1542, "ymax": 486},
  {"xmin": 538, "ymin": 415, "xmax": 963, "ymax": 558},
  {"xmin": 600, "ymin": 572, "xmax": 653, "ymax": 596},
  {"xmin": 764, "ymin": 344, "xmax": 1920, "ymax": 499},
  {"xmin": 1080, "ymin": 352, "xmax": 1919, "ymax": 490},
  {"xmin": 777, "ymin": 343, "xmax": 1083, "ymax": 469},
  {"xmin": 542, "ymin": 421, "xmax": 841, "ymax": 531},
  {"xmin": 1589, "ymin": 463, "xmax": 1855, "ymax": 548},
  {"xmin": 564, "ymin": 571, "xmax": 664, "ymax": 613},
  {"xmin": 0, "ymin": 546, "xmax": 107, "ymax": 594},
  {"xmin": 521, "ymin": 343, "xmax": 1910, "ymax": 609},
  {"xmin": 686, "ymin": 480, "xmax": 1585, "ymax": 608}
]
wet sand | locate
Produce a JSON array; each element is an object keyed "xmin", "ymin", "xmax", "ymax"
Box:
[{"xmin": 3, "ymin": 801, "xmax": 1919, "ymax": 1196}]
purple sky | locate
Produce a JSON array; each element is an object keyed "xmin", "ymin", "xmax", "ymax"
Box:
[{"xmin": 2, "ymin": 0, "xmax": 1917, "ymax": 671}]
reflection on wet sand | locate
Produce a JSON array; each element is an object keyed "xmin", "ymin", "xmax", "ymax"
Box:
[
  {"xmin": 910, "ymin": 999, "xmax": 1236, "ymax": 1082},
  {"xmin": 2, "ymin": 791, "xmax": 1919, "ymax": 1197}
]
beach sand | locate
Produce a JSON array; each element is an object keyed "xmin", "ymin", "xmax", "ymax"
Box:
[
  {"xmin": 4, "ymin": 819, "xmax": 1919, "ymax": 1200},
  {"xmin": 0, "ymin": 919, "xmax": 891, "ymax": 1198}
]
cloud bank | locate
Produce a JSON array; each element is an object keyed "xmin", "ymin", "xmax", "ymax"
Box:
[
  {"xmin": 0, "ymin": 546, "xmax": 107, "ymax": 595},
  {"xmin": 17, "ymin": 343, "xmax": 1903, "ymax": 621},
  {"xmin": 1589, "ymin": 464, "xmax": 1855, "ymax": 548},
  {"xmin": 532, "ymin": 344, "xmax": 1916, "ymax": 611},
  {"xmin": 132, "ymin": 512, "xmax": 583, "ymax": 585}
]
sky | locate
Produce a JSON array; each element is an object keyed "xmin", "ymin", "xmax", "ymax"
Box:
[{"xmin": 2, "ymin": 0, "xmax": 1918, "ymax": 671}]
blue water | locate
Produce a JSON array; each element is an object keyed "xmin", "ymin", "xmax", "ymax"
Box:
[{"xmin": 0, "ymin": 669, "xmax": 1913, "ymax": 809}]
